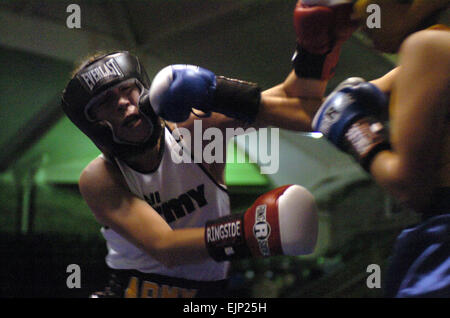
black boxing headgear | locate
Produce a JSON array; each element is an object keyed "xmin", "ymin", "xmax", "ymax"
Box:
[{"xmin": 61, "ymin": 51, "xmax": 162, "ymax": 159}]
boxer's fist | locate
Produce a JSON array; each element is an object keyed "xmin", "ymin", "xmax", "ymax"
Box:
[
  {"xmin": 292, "ymin": 0, "xmax": 356, "ymax": 80},
  {"xmin": 294, "ymin": 4, "xmax": 335, "ymax": 55},
  {"xmin": 312, "ymin": 78, "xmax": 390, "ymax": 170},
  {"xmin": 205, "ymin": 185, "xmax": 318, "ymax": 261},
  {"xmin": 149, "ymin": 64, "xmax": 261, "ymax": 123},
  {"xmin": 295, "ymin": 0, "xmax": 355, "ymax": 49},
  {"xmin": 149, "ymin": 64, "xmax": 216, "ymax": 122}
]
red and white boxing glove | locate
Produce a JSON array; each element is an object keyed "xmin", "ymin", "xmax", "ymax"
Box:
[
  {"xmin": 205, "ymin": 185, "xmax": 318, "ymax": 261},
  {"xmin": 292, "ymin": 0, "xmax": 356, "ymax": 80}
]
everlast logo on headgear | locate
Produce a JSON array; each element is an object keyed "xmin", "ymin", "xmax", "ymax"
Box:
[{"xmin": 78, "ymin": 58, "xmax": 124, "ymax": 92}]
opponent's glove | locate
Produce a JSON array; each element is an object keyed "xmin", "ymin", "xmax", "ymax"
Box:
[
  {"xmin": 292, "ymin": 0, "xmax": 356, "ymax": 80},
  {"xmin": 149, "ymin": 64, "xmax": 261, "ymax": 123},
  {"xmin": 205, "ymin": 185, "xmax": 318, "ymax": 262},
  {"xmin": 312, "ymin": 77, "xmax": 390, "ymax": 171}
]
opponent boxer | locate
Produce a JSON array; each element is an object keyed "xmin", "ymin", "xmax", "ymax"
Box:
[
  {"xmin": 312, "ymin": 0, "xmax": 449, "ymax": 297},
  {"xmin": 61, "ymin": 1, "xmax": 355, "ymax": 298}
]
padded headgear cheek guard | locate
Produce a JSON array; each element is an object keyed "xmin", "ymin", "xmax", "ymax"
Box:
[{"xmin": 61, "ymin": 51, "xmax": 162, "ymax": 159}]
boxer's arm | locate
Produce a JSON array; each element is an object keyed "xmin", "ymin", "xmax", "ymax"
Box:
[
  {"xmin": 80, "ymin": 158, "xmax": 318, "ymax": 265},
  {"xmin": 248, "ymin": 71, "xmax": 325, "ymax": 130},
  {"xmin": 369, "ymin": 67, "xmax": 400, "ymax": 95},
  {"xmin": 254, "ymin": 64, "xmax": 400, "ymax": 131},
  {"xmin": 252, "ymin": 89, "xmax": 322, "ymax": 131},
  {"xmin": 253, "ymin": 0, "xmax": 357, "ymax": 130},
  {"xmin": 292, "ymin": 0, "xmax": 356, "ymax": 80},
  {"xmin": 369, "ymin": 30, "xmax": 450, "ymax": 211},
  {"xmin": 79, "ymin": 157, "xmax": 208, "ymax": 268},
  {"xmin": 150, "ymin": 1, "xmax": 356, "ymax": 132},
  {"xmin": 149, "ymin": 65, "xmax": 322, "ymax": 132}
]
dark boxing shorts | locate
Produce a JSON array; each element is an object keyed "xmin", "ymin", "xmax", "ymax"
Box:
[
  {"xmin": 385, "ymin": 188, "xmax": 450, "ymax": 297},
  {"xmin": 90, "ymin": 269, "xmax": 229, "ymax": 298}
]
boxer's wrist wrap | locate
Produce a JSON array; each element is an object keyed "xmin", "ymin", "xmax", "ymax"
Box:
[
  {"xmin": 211, "ymin": 76, "xmax": 261, "ymax": 124},
  {"xmin": 292, "ymin": 42, "xmax": 343, "ymax": 81},
  {"xmin": 205, "ymin": 213, "xmax": 251, "ymax": 262},
  {"xmin": 292, "ymin": 44, "xmax": 329, "ymax": 80},
  {"xmin": 343, "ymin": 117, "xmax": 391, "ymax": 172}
]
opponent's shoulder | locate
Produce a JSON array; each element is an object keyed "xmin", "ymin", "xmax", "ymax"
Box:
[
  {"xmin": 399, "ymin": 29, "xmax": 450, "ymax": 104},
  {"xmin": 401, "ymin": 29, "xmax": 450, "ymax": 65}
]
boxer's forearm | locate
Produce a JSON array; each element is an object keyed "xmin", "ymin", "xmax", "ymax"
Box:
[
  {"xmin": 369, "ymin": 150, "xmax": 423, "ymax": 208},
  {"xmin": 153, "ymin": 228, "xmax": 209, "ymax": 267},
  {"xmin": 255, "ymin": 71, "xmax": 327, "ymax": 130},
  {"xmin": 369, "ymin": 148, "xmax": 439, "ymax": 212},
  {"xmin": 255, "ymin": 93, "xmax": 322, "ymax": 131},
  {"xmin": 280, "ymin": 71, "xmax": 328, "ymax": 98},
  {"xmin": 369, "ymin": 67, "xmax": 400, "ymax": 95}
]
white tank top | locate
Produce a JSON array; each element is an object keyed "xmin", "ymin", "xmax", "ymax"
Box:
[{"xmin": 101, "ymin": 126, "xmax": 231, "ymax": 281}]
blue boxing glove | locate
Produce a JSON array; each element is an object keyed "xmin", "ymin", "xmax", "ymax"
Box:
[
  {"xmin": 149, "ymin": 64, "xmax": 261, "ymax": 123},
  {"xmin": 149, "ymin": 65, "xmax": 215, "ymax": 122},
  {"xmin": 312, "ymin": 77, "xmax": 390, "ymax": 171}
]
